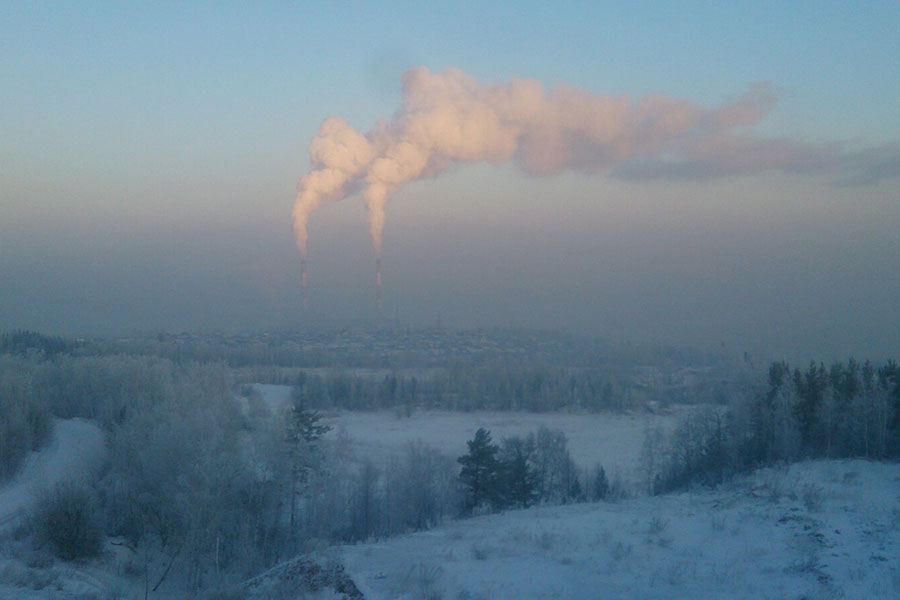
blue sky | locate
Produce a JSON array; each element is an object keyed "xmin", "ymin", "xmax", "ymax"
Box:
[{"xmin": 1, "ymin": 1, "xmax": 899, "ymax": 359}]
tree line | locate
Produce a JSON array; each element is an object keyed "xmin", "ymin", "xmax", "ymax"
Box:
[
  {"xmin": 643, "ymin": 358, "xmax": 900, "ymax": 494},
  {"xmin": 260, "ymin": 364, "xmax": 715, "ymax": 414},
  {"xmin": 101, "ymin": 328, "xmax": 730, "ymax": 370},
  {"xmin": 0, "ymin": 330, "xmax": 74, "ymax": 358},
  {"xmin": 456, "ymin": 427, "xmax": 615, "ymax": 513},
  {"xmin": 1, "ymin": 328, "xmax": 735, "ymax": 415}
]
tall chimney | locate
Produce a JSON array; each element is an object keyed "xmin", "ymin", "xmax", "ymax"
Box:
[
  {"xmin": 376, "ymin": 258, "xmax": 383, "ymax": 312},
  {"xmin": 300, "ymin": 258, "xmax": 308, "ymax": 309}
]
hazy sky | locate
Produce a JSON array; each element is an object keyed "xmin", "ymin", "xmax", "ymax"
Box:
[{"xmin": 2, "ymin": 2, "xmax": 899, "ymax": 361}]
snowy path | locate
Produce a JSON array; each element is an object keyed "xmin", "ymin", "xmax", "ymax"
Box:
[{"xmin": 0, "ymin": 419, "xmax": 105, "ymax": 532}]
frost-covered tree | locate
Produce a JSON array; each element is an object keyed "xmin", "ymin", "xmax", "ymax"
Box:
[
  {"xmin": 349, "ymin": 459, "xmax": 380, "ymax": 541},
  {"xmin": 531, "ymin": 427, "xmax": 578, "ymax": 503},
  {"xmin": 793, "ymin": 362, "xmax": 828, "ymax": 452},
  {"xmin": 286, "ymin": 388, "xmax": 332, "ymax": 536},
  {"xmin": 384, "ymin": 441, "xmax": 458, "ymax": 533},
  {"xmin": 0, "ymin": 357, "xmax": 52, "ymax": 481}
]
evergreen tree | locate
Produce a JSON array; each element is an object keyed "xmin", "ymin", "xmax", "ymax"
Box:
[
  {"xmin": 286, "ymin": 385, "xmax": 332, "ymax": 535},
  {"xmin": 500, "ymin": 440, "xmax": 538, "ymax": 509},
  {"xmin": 592, "ymin": 464, "xmax": 609, "ymax": 501},
  {"xmin": 766, "ymin": 361, "xmax": 790, "ymax": 406},
  {"xmin": 567, "ymin": 474, "xmax": 583, "ymax": 503},
  {"xmin": 457, "ymin": 428, "xmax": 502, "ymax": 512},
  {"xmin": 879, "ymin": 360, "xmax": 900, "ymax": 452},
  {"xmin": 793, "ymin": 362, "xmax": 827, "ymax": 452}
]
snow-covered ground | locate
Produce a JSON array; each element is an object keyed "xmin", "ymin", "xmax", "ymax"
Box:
[
  {"xmin": 252, "ymin": 382, "xmax": 294, "ymax": 414},
  {"xmin": 0, "ymin": 419, "xmax": 105, "ymax": 534},
  {"xmin": 0, "ymin": 418, "xmax": 112, "ymax": 599},
  {"xmin": 341, "ymin": 460, "xmax": 900, "ymax": 599},
  {"xmin": 253, "ymin": 383, "xmax": 679, "ymax": 482},
  {"xmin": 2, "ymin": 408, "xmax": 897, "ymax": 599},
  {"xmin": 326, "ymin": 410, "xmax": 677, "ymax": 483}
]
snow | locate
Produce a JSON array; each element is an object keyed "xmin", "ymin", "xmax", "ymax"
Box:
[
  {"xmin": 341, "ymin": 460, "xmax": 900, "ymax": 599},
  {"xmin": 253, "ymin": 383, "xmax": 679, "ymax": 482},
  {"xmin": 0, "ymin": 419, "xmax": 105, "ymax": 533},
  {"xmin": 252, "ymin": 384, "xmax": 900, "ymax": 597},
  {"xmin": 2, "ymin": 406, "xmax": 898, "ymax": 598},
  {"xmin": 327, "ymin": 410, "xmax": 676, "ymax": 480},
  {"xmin": 0, "ymin": 418, "xmax": 115, "ymax": 599},
  {"xmin": 252, "ymin": 383, "xmax": 294, "ymax": 414}
]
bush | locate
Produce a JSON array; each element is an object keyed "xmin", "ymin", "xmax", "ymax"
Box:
[
  {"xmin": 403, "ymin": 563, "xmax": 443, "ymax": 600},
  {"xmin": 801, "ymin": 483, "xmax": 823, "ymax": 512},
  {"xmin": 31, "ymin": 481, "xmax": 103, "ymax": 561},
  {"xmin": 470, "ymin": 543, "xmax": 492, "ymax": 560}
]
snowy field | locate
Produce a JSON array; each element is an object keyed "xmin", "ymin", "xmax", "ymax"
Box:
[
  {"xmin": 253, "ymin": 384, "xmax": 680, "ymax": 482},
  {"xmin": 324, "ymin": 410, "xmax": 677, "ymax": 484},
  {"xmin": 341, "ymin": 460, "xmax": 900, "ymax": 600}
]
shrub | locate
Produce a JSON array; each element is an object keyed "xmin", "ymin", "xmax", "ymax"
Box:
[
  {"xmin": 646, "ymin": 516, "xmax": 673, "ymax": 547},
  {"xmin": 801, "ymin": 483, "xmax": 823, "ymax": 512},
  {"xmin": 403, "ymin": 563, "xmax": 444, "ymax": 600},
  {"xmin": 31, "ymin": 481, "xmax": 103, "ymax": 561},
  {"xmin": 470, "ymin": 543, "xmax": 491, "ymax": 560},
  {"xmin": 610, "ymin": 541, "xmax": 632, "ymax": 561},
  {"xmin": 647, "ymin": 516, "xmax": 669, "ymax": 537}
]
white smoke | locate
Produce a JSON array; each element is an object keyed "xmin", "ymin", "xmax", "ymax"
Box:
[
  {"xmin": 292, "ymin": 66, "xmax": 899, "ymax": 257},
  {"xmin": 291, "ymin": 117, "xmax": 377, "ymax": 255}
]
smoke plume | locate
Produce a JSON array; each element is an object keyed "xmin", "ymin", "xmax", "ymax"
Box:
[{"xmin": 293, "ymin": 66, "xmax": 899, "ymax": 257}]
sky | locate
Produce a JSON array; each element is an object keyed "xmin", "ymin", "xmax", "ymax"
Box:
[{"xmin": 1, "ymin": 1, "xmax": 899, "ymax": 361}]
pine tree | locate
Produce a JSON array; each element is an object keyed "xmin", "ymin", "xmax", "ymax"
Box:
[
  {"xmin": 567, "ymin": 474, "xmax": 583, "ymax": 503},
  {"xmin": 592, "ymin": 464, "xmax": 609, "ymax": 501},
  {"xmin": 286, "ymin": 385, "xmax": 332, "ymax": 535},
  {"xmin": 793, "ymin": 362, "xmax": 827, "ymax": 452},
  {"xmin": 501, "ymin": 441, "xmax": 538, "ymax": 509},
  {"xmin": 457, "ymin": 428, "xmax": 502, "ymax": 512},
  {"xmin": 879, "ymin": 360, "xmax": 900, "ymax": 455}
]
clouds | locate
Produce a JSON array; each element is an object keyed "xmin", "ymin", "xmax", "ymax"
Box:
[{"xmin": 292, "ymin": 67, "xmax": 899, "ymax": 256}]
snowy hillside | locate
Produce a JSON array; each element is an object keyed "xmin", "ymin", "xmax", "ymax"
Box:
[
  {"xmin": 1, "ymin": 432, "xmax": 897, "ymax": 599},
  {"xmin": 0, "ymin": 419, "xmax": 104, "ymax": 534},
  {"xmin": 340, "ymin": 460, "xmax": 900, "ymax": 599},
  {"xmin": 3, "ymin": 392, "xmax": 897, "ymax": 599}
]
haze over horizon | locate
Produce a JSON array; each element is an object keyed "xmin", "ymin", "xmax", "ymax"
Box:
[{"xmin": 2, "ymin": 2, "xmax": 899, "ymax": 362}]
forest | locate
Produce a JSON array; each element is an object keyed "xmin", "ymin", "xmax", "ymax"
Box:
[{"xmin": 1, "ymin": 330, "xmax": 898, "ymax": 596}]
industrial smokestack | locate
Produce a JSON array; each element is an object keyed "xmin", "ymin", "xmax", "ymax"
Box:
[
  {"xmin": 300, "ymin": 258, "xmax": 308, "ymax": 309},
  {"xmin": 376, "ymin": 258, "xmax": 383, "ymax": 313},
  {"xmin": 291, "ymin": 67, "xmax": 895, "ymax": 291},
  {"xmin": 291, "ymin": 68, "xmax": 792, "ymax": 263}
]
